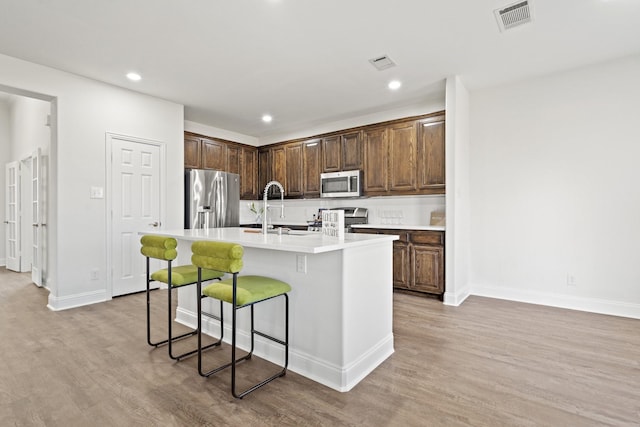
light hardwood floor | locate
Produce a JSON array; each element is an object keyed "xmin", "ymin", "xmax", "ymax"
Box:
[{"xmin": 1, "ymin": 267, "xmax": 639, "ymax": 426}]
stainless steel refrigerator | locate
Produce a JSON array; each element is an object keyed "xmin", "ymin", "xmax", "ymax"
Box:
[{"xmin": 185, "ymin": 169, "xmax": 240, "ymax": 229}]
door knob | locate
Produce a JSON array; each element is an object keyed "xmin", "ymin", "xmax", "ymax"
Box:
[
  {"xmin": 32, "ymin": 223, "xmax": 39, "ymax": 227},
  {"xmin": 149, "ymin": 221, "xmax": 161, "ymax": 227}
]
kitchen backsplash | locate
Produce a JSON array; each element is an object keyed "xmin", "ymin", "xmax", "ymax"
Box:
[{"xmin": 240, "ymin": 195, "xmax": 445, "ymax": 227}]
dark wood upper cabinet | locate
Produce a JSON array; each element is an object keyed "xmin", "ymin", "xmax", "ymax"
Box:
[
  {"xmin": 184, "ymin": 135, "xmax": 202, "ymax": 169},
  {"xmin": 341, "ymin": 131, "xmax": 362, "ymax": 171},
  {"xmin": 303, "ymin": 139, "xmax": 321, "ymax": 197},
  {"xmin": 271, "ymin": 146, "xmax": 286, "ymax": 197},
  {"xmin": 258, "ymin": 148, "xmax": 270, "ymax": 198},
  {"xmin": 201, "ymin": 138, "xmax": 226, "ymax": 171},
  {"xmin": 240, "ymin": 146, "xmax": 258, "ymax": 199},
  {"xmin": 362, "ymin": 127, "xmax": 388, "ymax": 194},
  {"xmin": 322, "ymin": 131, "xmax": 362, "ymax": 173},
  {"xmin": 389, "ymin": 122, "xmax": 417, "ymax": 192},
  {"xmin": 322, "ymin": 136, "xmax": 341, "ymax": 172},
  {"xmin": 285, "ymin": 143, "xmax": 303, "ymax": 197},
  {"xmin": 226, "ymin": 144, "xmax": 240, "ymax": 175},
  {"xmin": 417, "ymin": 116, "xmax": 445, "ymax": 192}
]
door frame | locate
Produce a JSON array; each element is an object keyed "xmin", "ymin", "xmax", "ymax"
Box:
[{"xmin": 105, "ymin": 132, "xmax": 166, "ymax": 299}]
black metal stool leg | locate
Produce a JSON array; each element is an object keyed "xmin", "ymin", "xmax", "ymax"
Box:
[
  {"xmin": 197, "ymin": 268, "xmax": 226, "ymax": 375},
  {"xmin": 232, "ymin": 293, "xmax": 289, "ymax": 399}
]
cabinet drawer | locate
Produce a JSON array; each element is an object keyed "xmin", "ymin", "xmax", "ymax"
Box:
[{"xmin": 409, "ymin": 230, "xmax": 443, "ymax": 245}]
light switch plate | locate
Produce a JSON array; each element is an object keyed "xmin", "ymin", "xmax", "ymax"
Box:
[{"xmin": 90, "ymin": 186, "xmax": 104, "ymax": 199}]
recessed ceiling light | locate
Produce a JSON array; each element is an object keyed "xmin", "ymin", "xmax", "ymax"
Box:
[
  {"xmin": 126, "ymin": 72, "xmax": 142, "ymax": 81},
  {"xmin": 262, "ymin": 114, "xmax": 273, "ymax": 123},
  {"xmin": 388, "ymin": 80, "xmax": 402, "ymax": 90}
]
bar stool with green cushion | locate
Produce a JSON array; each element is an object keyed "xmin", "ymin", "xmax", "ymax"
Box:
[
  {"xmin": 192, "ymin": 240, "xmax": 291, "ymax": 399},
  {"xmin": 140, "ymin": 234, "xmax": 225, "ymax": 360}
]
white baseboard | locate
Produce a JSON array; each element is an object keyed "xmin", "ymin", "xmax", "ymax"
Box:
[
  {"xmin": 47, "ymin": 289, "xmax": 108, "ymax": 311},
  {"xmin": 0, "ymin": 259, "xmax": 5, "ymax": 267},
  {"xmin": 443, "ymin": 285, "xmax": 471, "ymax": 306},
  {"xmin": 472, "ymin": 284, "xmax": 640, "ymax": 320},
  {"xmin": 176, "ymin": 307, "xmax": 394, "ymax": 392}
]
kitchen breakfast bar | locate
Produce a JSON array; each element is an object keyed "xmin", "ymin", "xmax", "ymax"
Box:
[{"xmin": 148, "ymin": 227, "xmax": 398, "ymax": 392}]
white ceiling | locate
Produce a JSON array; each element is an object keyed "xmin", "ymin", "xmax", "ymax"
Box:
[{"xmin": 1, "ymin": 0, "xmax": 639, "ymax": 139}]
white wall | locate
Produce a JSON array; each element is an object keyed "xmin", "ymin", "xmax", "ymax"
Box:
[
  {"xmin": 444, "ymin": 76, "xmax": 471, "ymax": 306},
  {"xmin": 0, "ymin": 98, "xmax": 10, "ymax": 265},
  {"xmin": 9, "ymin": 96, "xmax": 50, "ymax": 160},
  {"xmin": 469, "ymin": 54, "xmax": 640, "ymax": 318},
  {"xmin": 0, "ymin": 53, "xmax": 184, "ymax": 310},
  {"xmin": 184, "ymin": 120, "xmax": 259, "ymax": 146}
]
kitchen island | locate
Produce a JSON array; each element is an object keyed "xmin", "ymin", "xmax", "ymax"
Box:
[{"xmin": 147, "ymin": 227, "xmax": 397, "ymax": 392}]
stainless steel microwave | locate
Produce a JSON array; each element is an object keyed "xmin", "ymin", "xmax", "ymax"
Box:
[{"xmin": 320, "ymin": 170, "xmax": 362, "ymax": 198}]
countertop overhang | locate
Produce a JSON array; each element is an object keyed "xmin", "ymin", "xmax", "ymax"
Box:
[{"xmin": 146, "ymin": 227, "xmax": 398, "ymax": 254}]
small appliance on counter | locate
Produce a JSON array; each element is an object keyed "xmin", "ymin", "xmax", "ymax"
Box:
[{"xmin": 307, "ymin": 207, "xmax": 368, "ymax": 232}]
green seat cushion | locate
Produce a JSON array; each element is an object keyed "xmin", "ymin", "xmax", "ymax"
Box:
[
  {"xmin": 202, "ymin": 275, "xmax": 291, "ymax": 306},
  {"xmin": 151, "ymin": 265, "xmax": 224, "ymax": 286}
]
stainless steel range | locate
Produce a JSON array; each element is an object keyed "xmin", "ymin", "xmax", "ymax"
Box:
[{"xmin": 308, "ymin": 207, "xmax": 368, "ymax": 232}]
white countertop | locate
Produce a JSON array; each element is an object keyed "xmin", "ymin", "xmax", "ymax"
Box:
[
  {"xmin": 351, "ymin": 224, "xmax": 445, "ymax": 232},
  {"xmin": 147, "ymin": 227, "xmax": 398, "ymax": 254}
]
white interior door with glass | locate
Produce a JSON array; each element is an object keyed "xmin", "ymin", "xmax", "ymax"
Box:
[
  {"xmin": 5, "ymin": 161, "xmax": 20, "ymax": 272},
  {"xmin": 31, "ymin": 148, "xmax": 42, "ymax": 286}
]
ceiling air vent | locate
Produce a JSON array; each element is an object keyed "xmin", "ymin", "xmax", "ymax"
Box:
[
  {"xmin": 368, "ymin": 55, "xmax": 396, "ymax": 71},
  {"xmin": 494, "ymin": 1, "xmax": 533, "ymax": 32}
]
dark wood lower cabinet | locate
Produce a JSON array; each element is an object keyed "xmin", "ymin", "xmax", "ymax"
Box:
[{"xmin": 354, "ymin": 228, "xmax": 444, "ymax": 298}]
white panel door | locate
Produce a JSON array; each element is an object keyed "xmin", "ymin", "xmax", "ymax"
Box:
[
  {"xmin": 111, "ymin": 137, "xmax": 162, "ymax": 296},
  {"xmin": 5, "ymin": 161, "xmax": 20, "ymax": 272},
  {"xmin": 31, "ymin": 149, "xmax": 42, "ymax": 286}
]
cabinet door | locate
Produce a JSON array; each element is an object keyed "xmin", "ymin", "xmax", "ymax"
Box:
[
  {"xmin": 303, "ymin": 139, "xmax": 321, "ymax": 197},
  {"xmin": 226, "ymin": 144, "xmax": 240, "ymax": 175},
  {"xmin": 389, "ymin": 122, "xmax": 417, "ymax": 192},
  {"xmin": 363, "ymin": 127, "xmax": 388, "ymax": 194},
  {"xmin": 202, "ymin": 138, "xmax": 226, "ymax": 171},
  {"xmin": 285, "ymin": 143, "xmax": 303, "ymax": 197},
  {"xmin": 322, "ymin": 136, "xmax": 341, "ymax": 172},
  {"xmin": 392, "ymin": 240, "xmax": 411, "ymax": 289},
  {"xmin": 240, "ymin": 147, "xmax": 257, "ymax": 199},
  {"xmin": 271, "ymin": 146, "xmax": 286, "ymax": 197},
  {"xmin": 258, "ymin": 148, "xmax": 270, "ymax": 197},
  {"xmin": 184, "ymin": 135, "xmax": 202, "ymax": 169},
  {"xmin": 412, "ymin": 245, "xmax": 444, "ymax": 294},
  {"xmin": 342, "ymin": 131, "xmax": 362, "ymax": 170},
  {"xmin": 417, "ymin": 117, "xmax": 445, "ymax": 193}
]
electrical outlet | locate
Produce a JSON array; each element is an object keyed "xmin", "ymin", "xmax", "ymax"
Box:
[
  {"xmin": 566, "ymin": 274, "xmax": 576, "ymax": 286},
  {"xmin": 296, "ymin": 254, "xmax": 307, "ymax": 273},
  {"xmin": 90, "ymin": 269, "xmax": 99, "ymax": 280}
]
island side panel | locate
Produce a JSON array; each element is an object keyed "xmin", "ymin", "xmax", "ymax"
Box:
[{"xmin": 341, "ymin": 242, "xmax": 395, "ymax": 391}]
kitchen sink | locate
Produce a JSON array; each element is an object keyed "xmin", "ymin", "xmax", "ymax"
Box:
[{"xmin": 268, "ymin": 228, "xmax": 318, "ymax": 236}]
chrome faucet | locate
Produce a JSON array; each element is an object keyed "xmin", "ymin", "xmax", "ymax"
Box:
[{"xmin": 262, "ymin": 180, "xmax": 285, "ymax": 234}]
